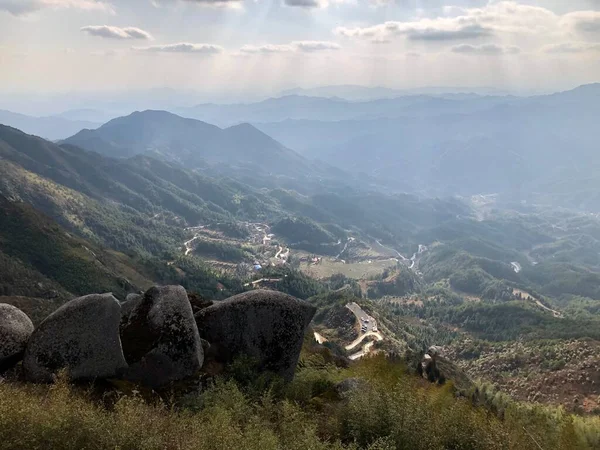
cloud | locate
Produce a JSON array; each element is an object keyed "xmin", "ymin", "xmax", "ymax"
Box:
[
  {"xmin": 133, "ymin": 43, "xmax": 224, "ymax": 54},
  {"xmin": 451, "ymin": 44, "xmax": 521, "ymax": 55},
  {"xmin": 81, "ymin": 26, "xmax": 153, "ymax": 40},
  {"xmin": 335, "ymin": 21, "xmax": 491, "ymax": 43},
  {"xmin": 0, "ymin": 0, "xmax": 114, "ymax": 16},
  {"xmin": 152, "ymin": 0, "xmax": 243, "ymax": 9},
  {"xmin": 562, "ymin": 11, "xmax": 600, "ymax": 37},
  {"xmin": 284, "ymin": 0, "xmax": 320, "ymax": 7},
  {"xmin": 334, "ymin": 1, "xmax": 560, "ymax": 43},
  {"xmin": 406, "ymin": 24, "xmax": 491, "ymax": 41},
  {"xmin": 240, "ymin": 41, "xmax": 340, "ymax": 54},
  {"xmin": 240, "ymin": 44, "xmax": 294, "ymax": 53},
  {"xmin": 543, "ymin": 42, "xmax": 600, "ymax": 54},
  {"xmin": 283, "ymin": 0, "xmax": 347, "ymax": 9},
  {"xmin": 292, "ymin": 41, "xmax": 340, "ymax": 51}
]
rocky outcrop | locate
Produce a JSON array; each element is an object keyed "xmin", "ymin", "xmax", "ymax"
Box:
[
  {"xmin": 23, "ymin": 294, "xmax": 127, "ymax": 382},
  {"xmin": 195, "ymin": 290, "xmax": 316, "ymax": 381},
  {"xmin": 120, "ymin": 285, "xmax": 203, "ymax": 389},
  {"xmin": 0, "ymin": 304, "xmax": 34, "ymax": 372}
]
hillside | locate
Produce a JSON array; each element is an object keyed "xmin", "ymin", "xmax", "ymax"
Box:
[
  {"xmin": 63, "ymin": 110, "xmax": 314, "ymax": 179},
  {"xmin": 0, "ymin": 195, "xmax": 152, "ymax": 301}
]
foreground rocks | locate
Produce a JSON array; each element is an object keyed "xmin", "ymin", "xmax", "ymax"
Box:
[
  {"xmin": 120, "ymin": 286, "xmax": 203, "ymax": 389},
  {"xmin": 0, "ymin": 304, "xmax": 34, "ymax": 372},
  {"xmin": 23, "ymin": 294, "xmax": 127, "ymax": 383},
  {"xmin": 4, "ymin": 285, "xmax": 314, "ymax": 387},
  {"xmin": 196, "ymin": 290, "xmax": 316, "ymax": 381}
]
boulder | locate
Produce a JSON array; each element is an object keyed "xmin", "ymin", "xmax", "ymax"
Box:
[
  {"xmin": 125, "ymin": 293, "xmax": 142, "ymax": 302},
  {"xmin": 195, "ymin": 290, "xmax": 316, "ymax": 381},
  {"xmin": 120, "ymin": 294, "xmax": 142, "ymax": 322},
  {"xmin": 0, "ymin": 304, "xmax": 34, "ymax": 372},
  {"xmin": 23, "ymin": 294, "xmax": 127, "ymax": 382},
  {"xmin": 120, "ymin": 285, "xmax": 203, "ymax": 388}
]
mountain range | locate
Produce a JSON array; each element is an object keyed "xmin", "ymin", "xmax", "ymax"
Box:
[
  {"xmin": 0, "ymin": 122, "xmax": 469, "ymax": 302},
  {"xmin": 62, "ymin": 110, "xmax": 316, "ymax": 182},
  {"xmin": 2, "ymin": 83, "xmax": 600, "ymax": 211}
]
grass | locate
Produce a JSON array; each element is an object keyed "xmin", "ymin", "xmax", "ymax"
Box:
[{"xmin": 0, "ymin": 352, "xmax": 598, "ymax": 450}]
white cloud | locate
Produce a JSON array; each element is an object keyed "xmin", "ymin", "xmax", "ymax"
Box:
[
  {"xmin": 283, "ymin": 0, "xmax": 347, "ymax": 9},
  {"xmin": 133, "ymin": 43, "xmax": 224, "ymax": 54},
  {"xmin": 334, "ymin": 1, "xmax": 560, "ymax": 43},
  {"xmin": 292, "ymin": 41, "xmax": 340, "ymax": 51},
  {"xmin": 81, "ymin": 26, "xmax": 153, "ymax": 40},
  {"xmin": 561, "ymin": 11, "xmax": 600, "ymax": 38},
  {"xmin": 240, "ymin": 44, "xmax": 294, "ymax": 53},
  {"xmin": 284, "ymin": 0, "xmax": 320, "ymax": 7},
  {"xmin": 151, "ymin": 0, "xmax": 243, "ymax": 9},
  {"xmin": 451, "ymin": 43, "xmax": 521, "ymax": 55},
  {"xmin": 335, "ymin": 21, "xmax": 491, "ymax": 43},
  {"xmin": 240, "ymin": 41, "xmax": 340, "ymax": 54},
  {"xmin": 543, "ymin": 42, "xmax": 600, "ymax": 54},
  {"xmin": 0, "ymin": 0, "xmax": 114, "ymax": 16}
]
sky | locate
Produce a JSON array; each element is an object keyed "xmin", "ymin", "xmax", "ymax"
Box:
[{"xmin": 0, "ymin": 0, "xmax": 599, "ymax": 102}]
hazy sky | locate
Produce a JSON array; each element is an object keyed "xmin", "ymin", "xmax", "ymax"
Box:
[{"xmin": 0, "ymin": 0, "xmax": 599, "ymax": 97}]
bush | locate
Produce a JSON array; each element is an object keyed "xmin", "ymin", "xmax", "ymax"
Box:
[{"xmin": 0, "ymin": 355, "xmax": 595, "ymax": 450}]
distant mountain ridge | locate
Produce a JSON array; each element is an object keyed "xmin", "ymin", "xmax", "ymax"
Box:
[
  {"xmin": 175, "ymin": 93, "xmax": 518, "ymax": 127},
  {"xmin": 0, "ymin": 109, "xmax": 100, "ymax": 141},
  {"xmin": 254, "ymin": 83, "xmax": 600, "ymax": 209},
  {"xmin": 279, "ymin": 85, "xmax": 514, "ymax": 100},
  {"xmin": 63, "ymin": 110, "xmax": 313, "ymax": 179}
]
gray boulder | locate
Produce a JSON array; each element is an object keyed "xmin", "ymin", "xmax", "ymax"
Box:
[
  {"xmin": 23, "ymin": 294, "xmax": 127, "ymax": 382},
  {"xmin": 0, "ymin": 304, "xmax": 34, "ymax": 372},
  {"xmin": 195, "ymin": 290, "xmax": 316, "ymax": 381},
  {"xmin": 120, "ymin": 294, "xmax": 142, "ymax": 322},
  {"xmin": 120, "ymin": 285, "xmax": 203, "ymax": 388}
]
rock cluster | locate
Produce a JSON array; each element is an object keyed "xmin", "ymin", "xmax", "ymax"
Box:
[{"xmin": 0, "ymin": 287, "xmax": 315, "ymax": 387}]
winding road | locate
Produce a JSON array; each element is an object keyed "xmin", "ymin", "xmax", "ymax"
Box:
[
  {"xmin": 344, "ymin": 302, "xmax": 384, "ymax": 360},
  {"xmin": 184, "ymin": 236, "xmax": 199, "ymax": 256},
  {"xmin": 345, "ymin": 331, "xmax": 384, "ymax": 351}
]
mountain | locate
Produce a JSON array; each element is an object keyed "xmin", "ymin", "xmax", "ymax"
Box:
[
  {"xmin": 55, "ymin": 108, "xmax": 117, "ymax": 124},
  {"xmin": 255, "ymin": 84, "xmax": 600, "ymax": 208},
  {"xmin": 279, "ymin": 85, "xmax": 513, "ymax": 101},
  {"xmin": 1, "ymin": 124, "xmax": 470, "ymax": 255},
  {"xmin": 176, "ymin": 94, "xmax": 516, "ymax": 128},
  {"xmin": 0, "ymin": 109, "xmax": 100, "ymax": 140},
  {"xmin": 63, "ymin": 110, "xmax": 314, "ymax": 179}
]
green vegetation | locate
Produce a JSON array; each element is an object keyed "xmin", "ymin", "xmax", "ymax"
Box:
[
  {"xmin": 367, "ymin": 267, "xmax": 423, "ymax": 299},
  {"xmin": 382, "ymin": 300, "xmax": 600, "ymax": 342},
  {"xmin": 192, "ymin": 239, "xmax": 250, "ymax": 263},
  {"xmin": 0, "ymin": 196, "xmax": 151, "ymax": 300},
  {"xmin": 0, "ymin": 353, "xmax": 597, "ymax": 450},
  {"xmin": 257, "ymin": 266, "xmax": 325, "ymax": 299}
]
